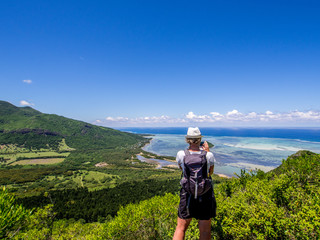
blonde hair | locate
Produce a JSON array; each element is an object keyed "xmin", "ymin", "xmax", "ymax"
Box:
[{"xmin": 186, "ymin": 137, "xmax": 202, "ymax": 145}]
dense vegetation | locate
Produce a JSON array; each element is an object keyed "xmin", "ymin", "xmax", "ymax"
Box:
[
  {"xmin": 0, "ymin": 167, "xmax": 69, "ymax": 185},
  {"xmin": 0, "ymin": 100, "xmax": 147, "ymax": 150},
  {"xmin": 0, "ymin": 187, "xmax": 31, "ymax": 239},
  {"xmin": 1, "ymin": 152, "xmax": 184, "ymax": 196},
  {"xmin": 101, "ymin": 150, "xmax": 320, "ymax": 239},
  {"xmin": 17, "ymin": 178, "xmax": 180, "ymax": 222},
  {"xmin": 3, "ymin": 150, "xmax": 319, "ymax": 239},
  {"xmin": 0, "ymin": 100, "xmax": 157, "ymax": 195},
  {"xmin": 1, "ymin": 101, "xmax": 319, "ymax": 239},
  {"xmin": 0, "ymin": 130, "xmax": 63, "ymax": 150}
]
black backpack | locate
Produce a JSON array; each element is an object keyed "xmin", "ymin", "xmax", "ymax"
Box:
[{"xmin": 180, "ymin": 150, "xmax": 212, "ymax": 199}]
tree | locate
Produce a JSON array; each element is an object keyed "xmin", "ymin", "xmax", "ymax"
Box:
[{"xmin": 0, "ymin": 187, "xmax": 31, "ymax": 238}]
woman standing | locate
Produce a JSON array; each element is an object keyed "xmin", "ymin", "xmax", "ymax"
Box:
[{"xmin": 173, "ymin": 127, "xmax": 216, "ymax": 240}]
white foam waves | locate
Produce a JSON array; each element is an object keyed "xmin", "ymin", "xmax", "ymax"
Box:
[
  {"xmin": 228, "ymin": 162, "xmax": 275, "ymax": 172},
  {"xmin": 223, "ymin": 143, "xmax": 302, "ymax": 152}
]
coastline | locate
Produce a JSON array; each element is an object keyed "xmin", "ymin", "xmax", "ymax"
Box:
[
  {"xmin": 141, "ymin": 136, "xmax": 154, "ymax": 149},
  {"xmin": 140, "ymin": 135, "xmax": 234, "ymax": 177},
  {"xmin": 217, "ymin": 173, "xmax": 231, "ymax": 178},
  {"xmin": 139, "ymin": 138, "xmax": 232, "ymax": 178},
  {"xmin": 136, "ymin": 131, "xmax": 320, "ymax": 177}
]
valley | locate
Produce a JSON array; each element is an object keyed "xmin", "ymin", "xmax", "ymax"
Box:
[{"xmin": 2, "ymin": 100, "xmax": 318, "ymax": 239}]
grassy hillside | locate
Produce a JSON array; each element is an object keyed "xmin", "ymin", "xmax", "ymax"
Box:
[
  {"xmin": 2, "ymin": 150, "xmax": 319, "ymax": 239},
  {"xmin": 0, "ymin": 100, "xmax": 157, "ymax": 198},
  {"xmin": 101, "ymin": 150, "xmax": 320, "ymax": 239},
  {"xmin": 0, "ymin": 100, "xmax": 146, "ymax": 150},
  {"xmin": 5, "ymin": 100, "xmax": 319, "ymax": 239}
]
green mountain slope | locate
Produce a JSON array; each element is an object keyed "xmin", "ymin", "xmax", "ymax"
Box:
[
  {"xmin": 0, "ymin": 101, "xmax": 41, "ymax": 117},
  {"xmin": 5, "ymin": 151, "xmax": 319, "ymax": 239},
  {"xmin": 0, "ymin": 100, "xmax": 145, "ymax": 150},
  {"xmin": 99, "ymin": 151, "xmax": 320, "ymax": 239}
]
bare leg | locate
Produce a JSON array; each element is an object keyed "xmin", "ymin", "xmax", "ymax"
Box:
[
  {"xmin": 173, "ymin": 217, "xmax": 192, "ymax": 240},
  {"xmin": 198, "ymin": 219, "xmax": 211, "ymax": 240}
]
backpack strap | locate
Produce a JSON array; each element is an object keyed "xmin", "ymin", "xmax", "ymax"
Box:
[
  {"xmin": 200, "ymin": 150, "xmax": 210, "ymax": 177},
  {"xmin": 181, "ymin": 149, "xmax": 190, "ymax": 174},
  {"xmin": 183, "ymin": 150, "xmax": 209, "ymax": 175}
]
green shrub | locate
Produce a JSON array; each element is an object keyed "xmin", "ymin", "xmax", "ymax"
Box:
[
  {"xmin": 15, "ymin": 207, "xmax": 104, "ymax": 240},
  {"xmin": 0, "ymin": 187, "xmax": 31, "ymax": 238},
  {"xmin": 102, "ymin": 151, "xmax": 320, "ymax": 240},
  {"xmin": 103, "ymin": 193, "xmax": 200, "ymax": 240},
  {"xmin": 210, "ymin": 151, "xmax": 320, "ymax": 239}
]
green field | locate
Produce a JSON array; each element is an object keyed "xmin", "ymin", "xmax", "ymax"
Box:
[
  {"xmin": 0, "ymin": 139, "xmax": 74, "ymax": 154},
  {"xmin": 0, "ymin": 144, "xmax": 30, "ymax": 154},
  {"xmin": 0, "ymin": 151, "xmax": 70, "ymax": 165},
  {"xmin": 0, "ymin": 139, "xmax": 73, "ymax": 165},
  {"xmin": 12, "ymin": 158, "xmax": 65, "ymax": 165},
  {"xmin": 45, "ymin": 170, "xmax": 120, "ymax": 190}
]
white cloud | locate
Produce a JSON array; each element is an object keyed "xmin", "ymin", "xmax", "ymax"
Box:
[
  {"xmin": 227, "ymin": 109, "xmax": 240, "ymax": 116},
  {"xmin": 210, "ymin": 112, "xmax": 223, "ymax": 117},
  {"xmin": 105, "ymin": 117, "xmax": 129, "ymax": 122},
  {"xmin": 225, "ymin": 109, "xmax": 245, "ymax": 121},
  {"xmin": 210, "ymin": 112, "xmax": 224, "ymax": 121},
  {"xmin": 247, "ymin": 112, "xmax": 257, "ymax": 118},
  {"xmin": 185, "ymin": 112, "xmax": 212, "ymax": 122},
  {"xmin": 186, "ymin": 112, "xmax": 196, "ymax": 119},
  {"xmin": 97, "ymin": 115, "xmax": 182, "ymax": 126},
  {"xmin": 23, "ymin": 79, "xmax": 32, "ymax": 84},
  {"xmin": 286, "ymin": 110, "xmax": 320, "ymax": 120},
  {"xmin": 20, "ymin": 100, "xmax": 34, "ymax": 106},
  {"xmin": 266, "ymin": 111, "xmax": 273, "ymax": 115},
  {"xmin": 135, "ymin": 115, "xmax": 172, "ymax": 123},
  {"xmin": 93, "ymin": 110, "xmax": 320, "ymax": 127}
]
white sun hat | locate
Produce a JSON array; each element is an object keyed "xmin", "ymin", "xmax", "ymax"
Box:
[{"xmin": 186, "ymin": 127, "xmax": 203, "ymax": 138}]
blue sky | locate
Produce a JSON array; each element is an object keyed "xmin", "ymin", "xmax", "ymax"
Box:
[{"xmin": 1, "ymin": 0, "xmax": 320, "ymax": 127}]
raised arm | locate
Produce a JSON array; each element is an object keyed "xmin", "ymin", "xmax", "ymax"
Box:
[
  {"xmin": 203, "ymin": 141, "xmax": 210, "ymax": 152},
  {"xmin": 203, "ymin": 141, "xmax": 215, "ymax": 176}
]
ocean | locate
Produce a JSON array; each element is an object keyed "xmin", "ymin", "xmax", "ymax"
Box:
[{"xmin": 119, "ymin": 127, "xmax": 320, "ymax": 177}]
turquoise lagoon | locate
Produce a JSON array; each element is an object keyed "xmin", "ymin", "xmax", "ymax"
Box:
[{"xmin": 120, "ymin": 128, "xmax": 320, "ymax": 177}]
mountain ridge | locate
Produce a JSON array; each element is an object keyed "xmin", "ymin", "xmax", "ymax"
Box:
[{"xmin": 0, "ymin": 100, "xmax": 146, "ymax": 150}]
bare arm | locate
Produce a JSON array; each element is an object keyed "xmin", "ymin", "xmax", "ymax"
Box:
[
  {"xmin": 203, "ymin": 141, "xmax": 210, "ymax": 152},
  {"xmin": 209, "ymin": 165, "xmax": 214, "ymax": 176},
  {"xmin": 204, "ymin": 141, "xmax": 214, "ymax": 175},
  {"xmin": 176, "ymin": 151, "xmax": 184, "ymax": 171}
]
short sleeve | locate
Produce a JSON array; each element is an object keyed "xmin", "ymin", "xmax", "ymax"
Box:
[
  {"xmin": 206, "ymin": 152, "xmax": 215, "ymax": 167},
  {"xmin": 176, "ymin": 150, "xmax": 185, "ymax": 170}
]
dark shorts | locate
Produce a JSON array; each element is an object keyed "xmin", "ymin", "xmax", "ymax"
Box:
[{"xmin": 178, "ymin": 187, "xmax": 216, "ymax": 220}]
